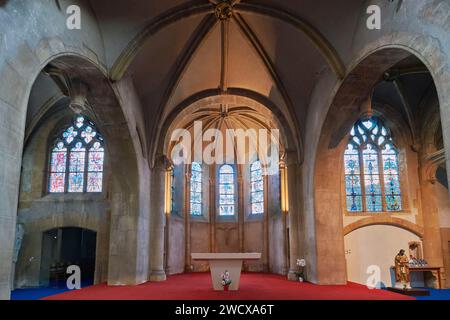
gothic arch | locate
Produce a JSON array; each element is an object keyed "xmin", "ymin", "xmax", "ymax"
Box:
[
  {"xmin": 8, "ymin": 50, "xmax": 149, "ymax": 287},
  {"xmin": 310, "ymin": 39, "xmax": 450, "ymax": 285},
  {"xmin": 155, "ymin": 89, "xmax": 299, "ymax": 167}
]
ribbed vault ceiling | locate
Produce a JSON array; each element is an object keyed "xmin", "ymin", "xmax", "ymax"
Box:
[
  {"xmin": 92, "ymin": 0, "xmax": 365, "ymax": 155},
  {"xmin": 25, "ymin": 0, "xmax": 436, "ymax": 158}
]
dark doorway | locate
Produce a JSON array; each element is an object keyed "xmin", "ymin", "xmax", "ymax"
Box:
[{"xmin": 40, "ymin": 227, "xmax": 96, "ymax": 288}]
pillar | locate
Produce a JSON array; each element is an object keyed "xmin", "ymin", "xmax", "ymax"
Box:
[
  {"xmin": 286, "ymin": 151, "xmax": 301, "ymax": 280},
  {"xmin": 149, "ymin": 155, "xmax": 167, "ymax": 281},
  {"xmin": 420, "ymin": 163, "xmax": 445, "ymax": 287},
  {"xmin": 0, "ymin": 76, "xmax": 27, "ymax": 300}
]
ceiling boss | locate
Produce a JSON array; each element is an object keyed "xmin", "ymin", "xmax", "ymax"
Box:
[{"xmin": 215, "ymin": 1, "xmax": 233, "ymax": 21}]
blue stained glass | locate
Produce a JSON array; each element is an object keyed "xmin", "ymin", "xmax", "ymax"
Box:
[
  {"xmin": 251, "ymin": 169, "xmax": 262, "ymax": 181},
  {"xmin": 344, "ymin": 117, "xmax": 402, "ymax": 212},
  {"xmin": 366, "ymin": 195, "xmax": 382, "ymax": 212},
  {"xmin": 191, "ymin": 203, "xmax": 202, "ymax": 216},
  {"xmin": 192, "ymin": 162, "xmax": 202, "ymax": 172},
  {"xmin": 68, "ymin": 172, "xmax": 84, "ymax": 192},
  {"xmin": 191, "ymin": 181, "xmax": 202, "ymax": 193},
  {"xmin": 364, "ymin": 176, "xmax": 382, "ymax": 194},
  {"xmin": 386, "ymin": 195, "xmax": 402, "ymax": 211},
  {"xmin": 362, "ymin": 120, "xmax": 372, "ymax": 129},
  {"xmin": 382, "ymin": 144, "xmax": 401, "ymax": 211},
  {"xmin": 191, "ymin": 171, "xmax": 202, "ymax": 182},
  {"xmin": 220, "ymin": 194, "xmax": 234, "ymax": 205},
  {"xmin": 75, "ymin": 116, "xmax": 84, "ymax": 128},
  {"xmin": 363, "ymin": 145, "xmax": 379, "ymax": 174},
  {"xmin": 219, "ymin": 183, "xmax": 234, "ymax": 194},
  {"xmin": 250, "ymin": 160, "xmax": 264, "ymax": 214},
  {"xmin": 345, "ymin": 175, "xmax": 362, "ymax": 195},
  {"xmin": 346, "ymin": 195, "xmax": 362, "ymax": 212},
  {"xmin": 384, "ymin": 175, "xmax": 400, "ymax": 194},
  {"xmin": 220, "ymin": 173, "xmax": 234, "ymax": 184},
  {"xmin": 63, "ymin": 126, "xmax": 77, "ymax": 144},
  {"xmin": 344, "ymin": 144, "xmax": 362, "ymax": 212},
  {"xmin": 220, "ymin": 205, "xmax": 234, "ymax": 216},
  {"xmin": 190, "ymin": 191, "xmax": 201, "ymax": 203},
  {"xmin": 252, "ymin": 191, "xmax": 264, "ymax": 202},
  {"xmin": 252, "ymin": 202, "xmax": 264, "ymax": 214},
  {"xmin": 81, "ymin": 125, "xmax": 97, "ymax": 143},
  {"xmin": 219, "ymin": 164, "xmax": 235, "ymax": 215},
  {"xmin": 190, "ymin": 162, "xmax": 202, "ymax": 216},
  {"xmin": 220, "ymin": 165, "xmax": 233, "ymax": 173},
  {"xmin": 250, "ymin": 161, "xmax": 262, "ymax": 171},
  {"xmin": 251, "ymin": 181, "xmax": 264, "ymax": 192}
]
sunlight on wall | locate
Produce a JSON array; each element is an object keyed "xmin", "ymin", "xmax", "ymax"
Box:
[{"xmin": 344, "ymin": 225, "xmax": 423, "ymax": 288}]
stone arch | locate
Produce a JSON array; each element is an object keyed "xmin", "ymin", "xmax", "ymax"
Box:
[
  {"xmin": 154, "ymin": 89, "xmax": 299, "ymax": 166},
  {"xmin": 311, "ymin": 37, "xmax": 450, "ymax": 285},
  {"xmin": 0, "ymin": 48, "xmax": 149, "ymax": 299},
  {"xmin": 35, "ymin": 55, "xmax": 149, "ymax": 286},
  {"xmin": 155, "ymin": 90, "xmax": 297, "ymax": 278},
  {"xmin": 343, "ymin": 217, "xmax": 424, "ymax": 238}
]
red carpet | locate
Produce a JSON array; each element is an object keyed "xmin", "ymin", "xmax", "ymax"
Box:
[{"xmin": 43, "ymin": 272, "xmax": 414, "ymax": 300}]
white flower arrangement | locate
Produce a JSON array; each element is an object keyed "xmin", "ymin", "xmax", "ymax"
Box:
[
  {"xmin": 296, "ymin": 259, "xmax": 306, "ymax": 267},
  {"xmin": 295, "ymin": 258, "xmax": 306, "ymax": 282},
  {"xmin": 221, "ymin": 270, "xmax": 232, "ymax": 287}
]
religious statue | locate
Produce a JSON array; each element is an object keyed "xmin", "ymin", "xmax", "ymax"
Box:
[{"xmin": 394, "ymin": 249, "xmax": 411, "ymax": 289}]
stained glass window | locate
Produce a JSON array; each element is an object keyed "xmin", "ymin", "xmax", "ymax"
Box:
[
  {"xmin": 344, "ymin": 144, "xmax": 362, "ymax": 212},
  {"xmin": 363, "ymin": 144, "xmax": 382, "ymax": 212},
  {"xmin": 344, "ymin": 117, "xmax": 401, "ymax": 212},
  {"xmin": 49, "ymin": 115, "xmax": 104, "ymax": 193},
  {"xmin": 250, "ymin": 161, "xmax": 264, "ymax": 214},
  {"xmin": 49, "ymin": 142, "xmax": 67, "ymax": 193},
  {"xmin": 219, "ymin": 164, "xmax": 235, "ymax": 216},
  {"xmin": 190, "ymin": 162, "xmax": 202, "ymax": 216},
  {"xmin": 382, "ymin": 144, "xmax": 402, "ymax": 211}
]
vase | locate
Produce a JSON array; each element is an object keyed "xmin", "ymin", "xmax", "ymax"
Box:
[
  {"xmin": 224, "ymin": 285, "xmax": 229, "ymax": 291},
  {"xmin": 298, "ymin": 277, "xmax": 303, "ymax": 282}
]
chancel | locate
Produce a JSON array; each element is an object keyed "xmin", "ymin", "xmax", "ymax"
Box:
[{"xmin": 1, "ymin": 0, "xmax": 450, "ymax": 301}]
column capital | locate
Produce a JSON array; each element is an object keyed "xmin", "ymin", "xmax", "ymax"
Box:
[
  {"xmin": 154, "ymin": 154, "xmax": 173, "ymax": 171},
  {"xmin": 285, "ymin": 150, "xmax": 299, "ymax": 167}
]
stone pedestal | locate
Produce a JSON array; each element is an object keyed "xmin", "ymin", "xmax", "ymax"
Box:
[{"xmin": 191, "ymin": 253, "xmax": 261, "ymax": 291}]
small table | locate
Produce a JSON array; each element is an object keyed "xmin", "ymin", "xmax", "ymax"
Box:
[
  {"xmin": 191, "ymin": 253, "xmax": 261, "ymax": 291},
  {"xmin": 409, "ymin": 266, "xmax": 442, "ymax": 289}
]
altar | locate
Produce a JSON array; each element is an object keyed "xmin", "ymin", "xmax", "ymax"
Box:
[{"xmin": 191, "ymin": 253, "xmax": 261, "ymax": 291}]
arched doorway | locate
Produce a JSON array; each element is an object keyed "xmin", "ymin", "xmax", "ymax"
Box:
[{"xmin": 40, "ymin": 227, "xmax": 97, "ymax": 288}]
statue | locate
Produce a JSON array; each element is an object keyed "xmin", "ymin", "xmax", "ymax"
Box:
[{"xmin": 395, "ymin": 249, "xmax": 411, "ymax": 289}]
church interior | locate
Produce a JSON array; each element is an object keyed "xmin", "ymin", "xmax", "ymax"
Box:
[{"xmin": 1, "ymin": 0, "xmax": 450, "ymax": 301}]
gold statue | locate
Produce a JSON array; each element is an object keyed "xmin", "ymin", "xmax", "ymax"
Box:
[{"xmin": 395, "ymin": 249, "xmax": 410, "ymax": 289}]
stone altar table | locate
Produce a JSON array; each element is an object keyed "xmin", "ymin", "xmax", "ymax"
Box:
[{"xmin": 191, "ymin": 253, "xmax": 261, "ymax": 291}]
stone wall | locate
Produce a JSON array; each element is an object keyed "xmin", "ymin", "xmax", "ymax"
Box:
[{"xmin": 14, "ymin": 108, "xmax": 110, "ymax": 288}]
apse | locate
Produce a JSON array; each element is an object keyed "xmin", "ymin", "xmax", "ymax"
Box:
[{"xmin": 162, "ymin": 95, "xmax": 289, "ymax": 275}]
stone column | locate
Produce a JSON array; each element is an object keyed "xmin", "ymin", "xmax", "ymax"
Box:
[
  {"xmin": 420, "ymin": 161, "xmax": 445, "ymax": 286},
  {"xmin": 0, "ymin": 90, "xmax": 26, "ymax": 300},
  {"xmin": 237, "ymin": 166, "xmax": 244, "ymax": 252},
  {"xmin": 149, "ymin": 156, "xmax": 167, "ymax": 281},
  {"xmin": 184, "ymin": 168, "xmax": 192, "ymax": 272},
  {"xmin": 286, "ymin": 151, "xmax": 301, "ymax": 280}
]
